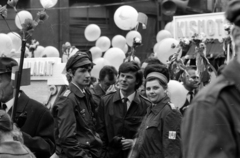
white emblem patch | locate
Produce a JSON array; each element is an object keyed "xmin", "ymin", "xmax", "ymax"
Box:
[{"xmin": 168, "ymin": 131, "xmax": 176, "ymax": 140}]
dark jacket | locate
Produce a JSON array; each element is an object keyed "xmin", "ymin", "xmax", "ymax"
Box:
[
  {"xmin": 52, "ymin": 83, "xmax": 102, "ymax": 158},
  {"xmin": 90, "ymin": 83, "xmax": 105, "ymax": 107},
  {"xmin": 0, "ymin": 141, "xmax": 36, "ymax": 158},
  {"xmin": 131, "ymin": 96, "xmax": 182, "ymax": 158},
  {"xmin": 182, "ymin": 59, "xmax": 240, "ymax": 158},
  {"xmin": 13, "ymin": 91, "xmax": 55, "ymax": 158},
  {"xmin": 98, "ymin": 90, "xmax": 151, "ymax": 158}
]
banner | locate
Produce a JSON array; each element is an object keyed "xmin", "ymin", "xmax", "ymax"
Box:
[{"xmin": 173, "ymin": 12, "xmax": 229, "ymax": 40}]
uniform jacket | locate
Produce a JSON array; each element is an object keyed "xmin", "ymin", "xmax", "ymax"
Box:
[
  {"xmin": 182, "ymin": 59, "xmax": 240, "ymax": 158},
  {"xmin": 98, "ymin": 89, "xmax": 151, "ymax": 158},
  {"xmin": 0, "ymin": 141, "xmax": 36, "ymax": 158},
  {"xmin": 52, "ymin": 83, "xmax": 102, "ymax": 158},
  {"xmin": 131, "ymin": 96, "xmax": 182, "ymax": 158},
  {"xmin": 14, "ymin": 91, "xmax": 55, "ymax": 158}
]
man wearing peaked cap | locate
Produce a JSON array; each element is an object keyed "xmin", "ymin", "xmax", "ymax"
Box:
[
  {"xmin": 0, "ymin": 57, "xmax": 55, "ymax": 158},
  {"xmin": 52, "ymin": 51, "xmax": 102, "ymax": 158}
]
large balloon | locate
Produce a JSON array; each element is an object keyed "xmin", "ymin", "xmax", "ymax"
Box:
[
  {"xmin": 40, "ymin": 0, "xmax": 58, "ymax": 8},
  {"xmin": 114, "ymin": 5, "xmax": 138, "ymax": 30},
  {"xmin": 168, "ymin": 80, "xmax": 187, "ymax": 109},
  {"xmin": 34, "ymin": 46, "xmax": 45, "ymax": 57},
  {"xmin": 126, "ymin": 31, "xmax": 142, "ymax": 47},
  {"xmin": 0, "ymin": 34, "xmax": 13, "ymax": 57},
  {"xmin": 91, "ymin": 58, "xmax": 111, "ymax": 80},
  {"xmin": 41, "ymin": 46, "xmax": 59, "ymax": 57},
  {"xmin": 122, "ymin": 44, "xmax": 129, "ymax": 54},
  {"xmin": 90, "ymin": 47, "xmax": 103, "ymax": 60},
  {"xmin": 156, "ymin": 30, "xmax": 172, "ymax": 42},
  {"xmin": 85, "ymin": 24, "xmax": 101, "ymax": 42},
  {"xmin": 156, "ymin": 38, "xmax": 179, "ymax": 64},
  {"xmin": 7, "ymin": 32, "xmax": 22, "ymax": 52},
  {"xmin": 164, "ymin": 22, "xmax": 173, "ymax": 34},
  {"xmin": 153, "ymin": 42, "xmax": 162, "ymax": 54},
  {"xmin": 112, "ymin": 35, "xmax": 126, "ymax": 49},
  {"xmin": 96, "ymin": 36, "xmax": 111, "ymax": 52},
  {"xmin": 15, "ymin": 10, "xmax": 33, "ymax": 29},
  {"xmin": 104, "ymin": 48, "xmax": 126, "ymax": 70}
]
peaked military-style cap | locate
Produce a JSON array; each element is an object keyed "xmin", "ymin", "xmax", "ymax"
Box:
[{"xmin": 0, "ymin": 57, "xmax": 18, "ymax": 74}]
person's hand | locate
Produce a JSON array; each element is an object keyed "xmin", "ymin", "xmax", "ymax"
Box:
[{"xmin": 121, "ymin": 138, "xmax": 133, "ymax": 150}]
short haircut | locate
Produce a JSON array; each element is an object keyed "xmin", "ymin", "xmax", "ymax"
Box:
[
  {"xmin": 66, "ymin": 64, "xmax": 92, "ymax": 83},
  {"xmin": 119, "ymin": 61, "xmax": 143, "ymax": 90},
  {"xmin": 142, "ymin": 58, "xmax": 164, "ymax": 66},
  {"xmin": 144, "ymin": 64, "xmax": 169, "ymax": 89},
  {"xmin": 99, "ymin": 66, "xmax": 117, "ymax": 81}
]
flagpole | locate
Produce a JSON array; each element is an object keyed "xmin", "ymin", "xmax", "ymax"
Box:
[{"xmin": 11, "ymin": 36, "xmax": 26, "ymax": 122}]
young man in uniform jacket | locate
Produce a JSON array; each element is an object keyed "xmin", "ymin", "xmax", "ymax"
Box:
[
  {"xmin": 0, "ymin": 57, "xmax": 55, "ymax": 158},
  {"xmin": 98, "ymin": 61, "xmax": 151, "ymax": 158},
  {"xmin": 52, "ymin": 52, "xmax": 102, "ymax": 158}
]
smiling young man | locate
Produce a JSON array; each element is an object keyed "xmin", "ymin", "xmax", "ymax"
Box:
[
  {"xmin": 98, "ymin": 61, "xmax": 151, "ymax": 158},
  {"xmin": 52, "ymin": 52, "xmax": 102, "ymax": 158}
]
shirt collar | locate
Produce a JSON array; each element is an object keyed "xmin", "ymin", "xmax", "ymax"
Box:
[
  {"xmin": 5, "ymin": 94, "xmax": 21, "ymax": 113},
  {"xmin": 120, "ymin": 90, "xmax": 136, "ymax": 103}
]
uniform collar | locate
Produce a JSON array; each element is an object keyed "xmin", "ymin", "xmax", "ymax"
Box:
[
  {"xmin": 69, "ymin": 82, "xmax": 85, "ymax": 98},
  {"xmin": 148, "ymin": 96, "xmax": 170, "ymax": 115},
  {"xmin": 113, "ymin": 89, "xmax": 140, "ymax": 105},
  {"xmin": 222, "ymin": 59, "xmax": 240, "ymax": 86}
]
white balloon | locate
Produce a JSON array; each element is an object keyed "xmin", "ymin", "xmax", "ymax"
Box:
[
  {"xmin": 156, "ymin": 38, "xmax": 179, "ymax": 64},
  {"xmin": 114, "ymin": 5, "xmax": 138, "ymax": 30},
  {"xmin": 91, "ymin": 58, "xmax": 111, "ymax": 80},
  {"xmin": 126, "ymin": 31, "xmax": 142, "ymax": 47},
  {"xmin": 156, "ymin": 30, "xmax": 172, "ymax": 42},
  {"xmin": 15, "ymin": 10, "xmax": 33, "ymax": 29},
  {"xmin": 153, "ymin": 42, "xmax": 162, "ymax": 54},
  {"xmin": 96, "ymin": 36, "xmax": 111, "ymax": 52},
  {"xmin": 112, "ymin": 35, "xmax": 126, "ymax": 49},
  {"xmin": 34, "ymin": 46, "xmax": 45, "ymax": 57},
  {"xmin": 40, "ymin": 0, "xmax": 58, "ymax": 8},
  {"xmin": 7, "ymin": 32, "xmax": 22, "ymax": 52},
  {"xmin": 85, "ymin": 24, "xmax": 101, "ymax": 42},
  {"xmin": 168, "ymin": 80, "xmax": 187, "ymax": 109},
  {"xmin": 164, "ymin": 22, "xmax": 173, "ymax": 34},
  {"xmin": 104, "ymin": 48, "xmax": 126, "ymax": 70},
  {"xmin": 90, "ymin": 47, "xmax": 103, "ymax": 60},
  {"xmin": 0, "ymin": 34, "xmax": 13, "ymax": 57},
  {"xmin": 122, "ymin": 44, "xmax": 129, "ymax": 54},
  {"xmin": 41, "ymin": 46, "xmax": 59, "ymax": 57}
]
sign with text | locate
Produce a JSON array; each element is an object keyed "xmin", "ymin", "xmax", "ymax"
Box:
[
  {"xmin": 173, "ymin": 12, "xmax": 229, "ymax": 40},
  {"xmin": 14, "ymin": 58, "xmax": 61, "ymax": 80}
]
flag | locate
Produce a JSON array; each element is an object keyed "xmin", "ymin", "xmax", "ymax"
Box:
[{"xmin": 11, "ymin": 66, "xmax": 31, "ymax": 88}]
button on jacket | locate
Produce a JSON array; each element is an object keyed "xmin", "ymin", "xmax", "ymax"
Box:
[
  {"xmin": 136, "ymin": 96, "xmax": 182, "ymax": 158},
  {"xmin": 52, "ymin": 83, "xmax": 102, "ymax": 158},
  {"xmin": 182, "ymin": 59, "xmax": 240, "ymax": 158},
  {"xmin": 98, "ymin": 89, "xmax": 151, "ymax": 158}
]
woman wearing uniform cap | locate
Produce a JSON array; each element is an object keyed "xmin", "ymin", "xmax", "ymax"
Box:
[
  {"xmin": 0, "ymin": 110, "xmax": 36, "ymax": 158},
  {"xmin": 129, "ymin": 64, "xmax": 182, "ymax": 158}
]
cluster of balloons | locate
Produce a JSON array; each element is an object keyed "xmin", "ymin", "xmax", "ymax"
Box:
[{"xmin": 153, "ymin": 21, "xmax": 180, "ymax": 64}]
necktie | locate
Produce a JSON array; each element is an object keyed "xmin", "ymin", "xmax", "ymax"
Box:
[
  {"xmin": 122, "ymin": 98, "xmax": 128, "ymax": 114},
  {"xmin": 188, "ymin": 91, "xmax": 194, "ymax": 103},
  {"xmin": 1, "ymin": 103, "xmax": 7, "ymax": 111}
]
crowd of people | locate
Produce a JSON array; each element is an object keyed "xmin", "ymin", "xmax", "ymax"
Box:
[{"xmin": 1, "ymin": 1, "xmax": 240, "ymax": 158}]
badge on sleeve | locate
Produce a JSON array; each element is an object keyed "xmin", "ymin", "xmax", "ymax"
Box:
[{"xmin": 168, "ymin": 131, "xmax": 176, "ymax": 140}]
